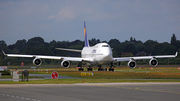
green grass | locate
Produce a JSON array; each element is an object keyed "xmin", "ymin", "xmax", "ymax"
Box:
[
  {"xmin": 27, "ymin": 66, "xmax": 180, "ymax": 79},
  {"xmin": 0, "ymin": 79, "xmax": 180, "ymax": 84},
  {"xmin": 48, "ymin": 71, "xmax": 180, "ymax": 79},
  {"xmin": 1, "ymin": 66, "xmax": 180, "ymax": 84}
]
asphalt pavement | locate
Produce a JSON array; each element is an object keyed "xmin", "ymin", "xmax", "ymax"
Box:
[{"xmin": 0, "ymin": 83, "xmax": 180, "ymax": 101}]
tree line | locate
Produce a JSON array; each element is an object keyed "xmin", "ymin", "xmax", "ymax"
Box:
[{"xmin": 0, "ymin": 34, "xmax": 180, "ymax": 66}]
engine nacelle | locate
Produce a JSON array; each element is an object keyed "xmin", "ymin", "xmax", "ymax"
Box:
[
  {"xmin": 149, "ymin": 58, "xmax": 158, "ymax": 67},
  {"xmin": 33, "ymin": 58, "xmax": 42, "ymax": 66},
  {"xmin": 128, "ymin": 60, "xmax": 136, "ymax": 69},
  {"xmin": 61, "ymin": 60, "xmax": 70, "ymax": 68}
]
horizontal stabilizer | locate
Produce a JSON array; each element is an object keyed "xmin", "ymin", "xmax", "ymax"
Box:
[{"xmin": 55, "ymin": 48, "xmax": 82, "ymax": 52}]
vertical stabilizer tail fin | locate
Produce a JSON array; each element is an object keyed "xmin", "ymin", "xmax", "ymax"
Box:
[{"xmin": 84, "ymin": 21, "xmax": 90, "ymax": 47}]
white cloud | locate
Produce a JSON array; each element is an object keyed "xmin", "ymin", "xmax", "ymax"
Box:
[
  {"xmin": 0, "ymin": 0, "xmax": 180, "ymax": 45},
  {"xmin": 47, "ymin": 0, "xmax": 125, "ymax": 22},
  {"xmin": 48, "ymin": 6, "xmax": 77, "ymax": 22}
]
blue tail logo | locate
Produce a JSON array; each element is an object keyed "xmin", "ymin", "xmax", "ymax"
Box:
[{"xmin": 84, "ymin": 21, "xmax": 89, "ymax": 47}]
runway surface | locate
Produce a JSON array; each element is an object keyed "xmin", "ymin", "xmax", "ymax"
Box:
[{"xmin": 0, "ymin": 83, "xmax": 180, "ymax": 101}]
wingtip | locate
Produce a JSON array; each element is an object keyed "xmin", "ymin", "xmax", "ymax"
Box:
[
  {"xmin": 2, "ymin": 50, "xmax": 6, "ymax": 55},
  {"xmin": 175, "ymin": 52, "xmax": 178, "ymax": 57}
]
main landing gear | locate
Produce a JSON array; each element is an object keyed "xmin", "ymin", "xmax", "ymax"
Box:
[
  {"xmin": 78, "ymin": 62, "xmax": 93, "ymax": 71},
  {"xmin": 87, "ymin": 66, "xmax": 93, "ymax": 71},
  {"xmin": 78, "ymin": 67, "xmax": 93, "ymax": 71},
  {"xmin": 78, "ymin": 62, "xmax": 84, "ymax": 71},
  {"xmin": 108, "ymin": 62, "xmax": 115, "ymax": 72},
  {"xmin": 78, "ymin": 66, "xmax": 114, "ymax": 71},
  {"xmin": 97, "ymin": 65, "xmax": 114, "ymax": 72},
  {"xmin": 77, "ymin": 62, "xmax": 115, "ymax": 72},
  {"xmin": 78, "ymin": 67, "xmax": 84, "ymax": 71},
  {"xmin": 108, "ymin": 67, "xmax": 114, "ymax": 72},
  {"xmin": 97, "ymin": 67, "xmax": 114, "ymax": 71},
  {"xmin": 97, "ymin": 65, "xmax": 107, "ymax": 71}
]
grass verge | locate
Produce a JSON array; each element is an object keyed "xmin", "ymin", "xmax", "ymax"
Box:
[
  {"xmin": 1, "ymin": 66, "xmax": 180, "ymax": 84},
  {"xmin": 0, "ymin": 79, "xmax": 180, "ymax": 84}
]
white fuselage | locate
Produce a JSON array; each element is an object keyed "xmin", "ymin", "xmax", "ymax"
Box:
[{"xmin": 81, "ymin": 43, "xmax": 113, "ymax": 65}]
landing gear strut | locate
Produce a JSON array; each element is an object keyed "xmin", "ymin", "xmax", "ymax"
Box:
[
  {"xmin": 78, "ymin": 62, "xmax": 84, "ymax": 71},
  {"xmin": 87, "ymin": 65, "xmax": 93, "ymax": 71},
  {"xmin": 98, "ymin": 65, "xmax": 103, "ymax": 71},
  {"xmin": 78, "ymin": 67, "xmax": 84, "ymax": 71},
  {"xmin": 97, "ymin": 65, "xmax": 108, "ymax": 71},
  {"xmin": 109, "ymin": 62, "xmax": 115, "ymax": 72},
  {"xmin": 109, "ymin": 67, "xmax": 114, "ymax": 72}
]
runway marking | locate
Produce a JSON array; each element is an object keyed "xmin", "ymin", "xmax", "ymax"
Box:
[
  {"xmin": 0, "ymin": 93, "xmax": 42, "ymax": 101},
  {"xmin": 89, "ymin": 84, "xmax": 180, "ymax": 95},
  {"xmin": 21, "ymin": 97, "xmax": 25, "ymax": 99},
  {"xmin": 26, "ymin": 98, "xmax": 30, "ymax": 100}
]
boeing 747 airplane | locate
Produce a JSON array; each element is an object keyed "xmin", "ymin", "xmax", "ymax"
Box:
[{"xmin": 2, "ymin": 22, "xmax": 178, "ymax": 71}]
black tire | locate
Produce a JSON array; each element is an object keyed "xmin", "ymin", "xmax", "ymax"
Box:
[
  {"xmin": 79, "ymin": 68, "xmax": 84, "ymax": 71},
  {"xmin": 87, "ymin": 68, "xmax": 93, "ymax": 71}
]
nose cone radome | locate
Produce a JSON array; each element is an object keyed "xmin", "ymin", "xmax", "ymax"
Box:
[{"xmin": 102, "ymin": 48, "xmax": 113, "ymax": 61}]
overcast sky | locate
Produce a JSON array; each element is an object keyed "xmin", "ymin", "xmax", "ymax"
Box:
[{"xmin": 0, "ymin": 0, "xmax": 180, "ymax": 45}]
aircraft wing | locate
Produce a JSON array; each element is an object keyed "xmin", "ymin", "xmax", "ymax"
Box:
[
  {"xmin": 55, "ymin": 48, "xmax": 82, "ymax": 52},
  {"xmin": 113, "ymin": 52, "xmax": 178, "ymax": 62},
  {"xmin": 2, "ymin": 50, "xmax": 93, "ymax": 62}
]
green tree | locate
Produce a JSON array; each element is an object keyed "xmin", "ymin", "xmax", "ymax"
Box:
[
  {"xmin": 122, "ymin": 41, "xmax": 137, "ymax": 55},
  {"xmin": 130, "ymin": 37, "xmax": 133, "ymax": 41},
  {"xmin": 89, "ymin": 38, "xmax": 100, "ymax": 46},
  {"xmin": 144, "ymin": 40, "xmax": 158, "ymax": 54},
  {"xmin": 136, "ymin": 43, "xmax": 147, "ymax": 52},
  {"xmin": 9, "ymin": 39, "xmax": 27, "ymax": 53},
  {"xmin": 108, "ymin": 39, "xmax": 120, "ymax": 48},
  {"xmin": 171, "ymin": 34, "xmax": 176, "ymax": 46},
  {"xmin": 27, "ymin": 37, "xmax": 45, "ymax": 47},
  {"xmin": 108, "ymin": 39, "xmax": 122, "ymax": 57}
]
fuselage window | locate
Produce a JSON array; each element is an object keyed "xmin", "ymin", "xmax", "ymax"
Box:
[{"xmin": 102, "ymin": 45, "xmax": 109, "ymax": 47}]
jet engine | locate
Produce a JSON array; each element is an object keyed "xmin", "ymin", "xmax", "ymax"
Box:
[
  {"xmin": 128, "ymin": 60, "xmax": 136, "ymax": 69},
  {"xmin": 61, "ymin": 60, "xmax": 70, "ymax": 68},
  {"xmin": 149, "ymin": 58, "xmax": 158, "ymax": 67},
  {"xmin": 33, "ymin": 58, "xmax": 42, "ymax": 66}
]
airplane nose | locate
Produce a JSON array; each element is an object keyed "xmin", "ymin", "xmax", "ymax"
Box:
[{"xmin": 102, "ymin": 48, "xmax": 113, "ymax": 61}]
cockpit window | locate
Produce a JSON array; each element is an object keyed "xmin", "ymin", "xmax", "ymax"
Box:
[{"xmin": 102, "ymin": 45, "xmax": 109, "ymax": 47}]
